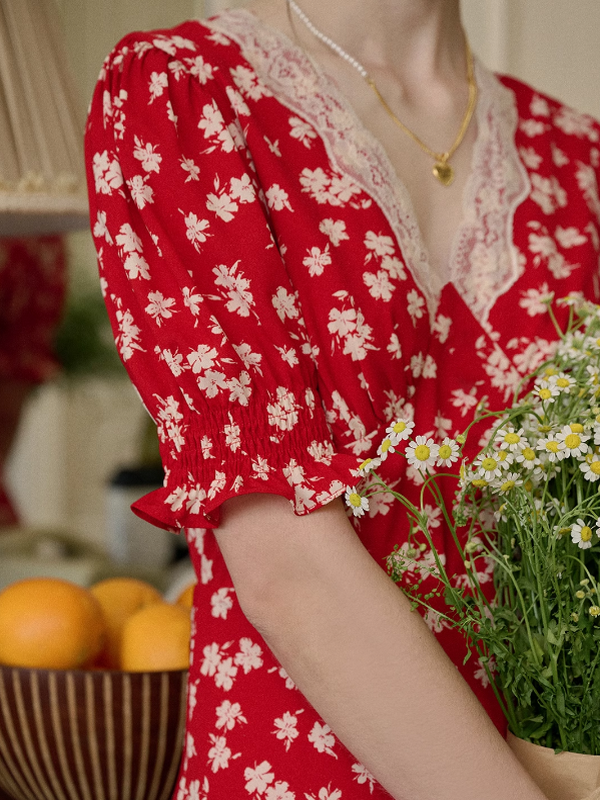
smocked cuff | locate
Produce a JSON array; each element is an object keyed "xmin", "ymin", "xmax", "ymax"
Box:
[{"xmin": 131, "ymin": 398, "xmax": 362, "ymax": 531}]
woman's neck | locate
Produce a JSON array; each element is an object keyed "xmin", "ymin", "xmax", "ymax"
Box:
[{"xmin": 248, "ymin": 0, "xmax": 465, "ymax": 96}]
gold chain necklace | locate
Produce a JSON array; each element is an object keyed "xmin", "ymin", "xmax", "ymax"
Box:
[{"xmin": 287, "ymin": 0, "xmax": 477, "ymax": 186}]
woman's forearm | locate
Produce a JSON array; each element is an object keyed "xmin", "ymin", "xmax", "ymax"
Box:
[{"xmin": 215, "ymin": 494, "xmax": 547, "ymax": 800}]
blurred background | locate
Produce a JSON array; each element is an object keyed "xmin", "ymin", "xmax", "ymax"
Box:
[{"xmin": 3, "ymin": 0, "xmax": 600, "ymax": 586}]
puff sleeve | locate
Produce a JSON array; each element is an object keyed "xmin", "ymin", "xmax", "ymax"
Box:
[{"xmin": 84, "ymin": 26, "xmax": 361, "ymax": 531}]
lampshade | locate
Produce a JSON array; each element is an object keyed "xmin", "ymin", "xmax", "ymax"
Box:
[{"xmin": 0, "ymin": 0, "xmax": 89, "ymax": 235}]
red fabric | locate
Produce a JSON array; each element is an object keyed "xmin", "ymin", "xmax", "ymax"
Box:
[
  {"xmin": 85, "ymin": 13, "xmax": 600, "ymax": 799},
  {"xmin": 0, "ymin": 235, "xmax": 66, "ymax": 384},
  {"xmin": 0, "ymin": 234, "xmax": 66, "ymax": 525}
]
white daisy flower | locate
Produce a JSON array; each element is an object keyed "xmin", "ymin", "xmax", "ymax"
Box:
[
  {"xmin": 377, "ymin": 437, "xmax": 396, "ymax": 462},
  {"xmin": 358, "ymin": 457, "xmax": 381, "ymax": 477},
  {"xmin": 556, "ymin": 424, "xmax": 590, "ymax": 458},
  {"xmin": 557, "ymin": 293, "xmax": 584, "ymax": 309},
  {"xmin": 586, "ymin": 365, "xmax": 600, "ymax": 388},
  {"xmin": 495, "ymin": 426, "xmax": 526, "ymax": 452},
  {"xmin": 496, "ymin": 448, "xmax": 515, "ymax": 469},
  {"xmin": 494, "ymin": 472, "xmax": 523, "ymax": 494},
  {"xmin": 536, "ymin": 434, "xmax": 564, "ymax": 462},
  {"xmin": 344, "ymin": 486, "xmax": 369, "ymax": 518},
  {"xmin": 585, "ymin": 334, "xmax": 600, "ymax": 351},
  {"xmin": 386, "ymin": 418, "xmax": 415, "ymax": 445},
  {"xmin": 436, "ymin": 438, "xmax": 460, "ymax": 467},
  {"xmin": 548, "ymin": 372, "xmax": 576, "ymax": 392},
  {"xmin": 493, "ymin": 501, "xmax": 508, "ymax": 522},
  {"xmin": 533, "ymin": 461, "xmax": 560, "ymax": 482},
  {"xmin": 534, "ymin": 381, "xmax": 560, "ymax": 404},
  {"xmin": 473, "ymin": 453, "xmax": 503, "ymax": 481},
  {"xmin": 553, "ymin": 523, "xmax": 572, "ymax": 539},
  {"xmin": 405, "ymin": 436, "xmax": 439, "ymax": 472},
  {"xmin": 571, "ymin": 518, "xmax": 594, "ymax": 550},
  {"xmin": 514, "ymin": 445, "xmax": 540, "ymax": 469},
  {"xmin": 580, "ymin": 456, "xmax": 600, "ymax": 482}
]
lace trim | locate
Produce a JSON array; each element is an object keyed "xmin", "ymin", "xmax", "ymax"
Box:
[
  {"xmin": 204, "ymin": 8, "xmax": 531, "ymax": 326},
  {"xmin": 450, "ymin": 66, "xmax": 531, "ymax": 326}
]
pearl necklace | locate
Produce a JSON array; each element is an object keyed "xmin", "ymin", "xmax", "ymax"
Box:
[{"xmin": 287, "ymin": 0, "xmax": 477, "ymax": 186}]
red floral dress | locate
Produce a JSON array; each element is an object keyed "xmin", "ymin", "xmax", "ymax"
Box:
[{"xmin": 85, "ymin": 10, "xmax": 600, "ymax": 799}]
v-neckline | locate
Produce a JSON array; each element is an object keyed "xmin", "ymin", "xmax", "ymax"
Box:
[{"xmin": 202, "ymin": 7, "xmax": 531, "ymax": 328}]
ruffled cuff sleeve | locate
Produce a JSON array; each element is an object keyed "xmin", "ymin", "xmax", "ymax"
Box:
[{"xmin": 85, "ymin": 26, "xmax": 361, "ymax": 531}]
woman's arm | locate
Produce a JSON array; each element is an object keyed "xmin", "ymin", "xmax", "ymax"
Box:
[{"xmin": 215, "ymin": 492, "xmax": 547, "ymax": 800}]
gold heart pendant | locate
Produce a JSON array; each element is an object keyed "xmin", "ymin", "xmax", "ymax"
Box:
[{"xmin": 432, "ymin": 161, "xmax": 454, "ymax": 186}]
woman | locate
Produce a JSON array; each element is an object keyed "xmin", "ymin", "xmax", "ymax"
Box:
[{"xmin": 85, "ymin": 1, "xmax": 599, "ymax": 797}]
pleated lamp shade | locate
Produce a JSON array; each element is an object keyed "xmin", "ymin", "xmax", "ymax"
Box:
[{"xmin": 0, "ymin": 0, "xmax": 89, "ymax": 235}]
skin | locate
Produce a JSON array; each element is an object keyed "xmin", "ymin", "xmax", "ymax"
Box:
[
  {"xmin": 214, "ymin": 2, "xmax": 549, "ymax": 798},
  {"xmin": 246, "ymin": 0, "xmax": 476, "ymax": 279}
]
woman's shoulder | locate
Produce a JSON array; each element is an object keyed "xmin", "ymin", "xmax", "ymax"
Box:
[
  {"xmin": 99, "ymin": 13, "xmax": 251, "ymax": 83},
  {"xmin": 496, "ymin": 72, "xmax": 600, "ymax": 147}
]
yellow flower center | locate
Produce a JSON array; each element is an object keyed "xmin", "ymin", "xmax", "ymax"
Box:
[
  {"xmin": 590, "ymin": 606, "xmax": 600, "ymax": 617},
  {"xmin": 500, "ymin": 480, "xmax": 515, "ymax": 492},
  {"xmin": 348, "ymin": 492, "xmax": 363, "ymax": 508},
  {"xmin": 591, "ymin": 461, "xmax": 600, "ymax": 476},
  {"xmin": 556, "ymin": 377, "xmax": 570, "ymax": 388},
  {"xmin": 581, "ymin": 526, "xmax": 593, "ymax": 542},
  {"xmin": 524, "ymin": 480, "xmax": 534, "ymax": 492},
  {"xmin": 538, "ymin": 424, "xmax": 552, "ymax": 433},
  {"xmin": 438, "ymin": 444, "xmax": 452, "ymax": 460},
  {"xmin": 576, "ymin": 590, "xmax": 586, "ymax": 600},
  {"xmin": 504, "ymin": 432, "xmax": 520, "ymax": 444},
  {"xmin": 414, "ymin": 445, "xmax": 431, "ymax": 462},
  {"xmin": 565, "ymin": 433, "xmax": 581, "ymax": 449},
  {"xmin": 570, "ymin": 423, "xmax": 584, "ymax": 433},
  {"xmin": 359, "ymin": 458, "xmax": 373, "ymax": 471},
  {"xmin": 544, "ymin": 367, "xmax": 558, "ymax": 377},
  {"xmin": 497, "ymin": 450, "xmax": 509, "ymax": 462},
  {"xmin": 545, "ymin": 441, "xmax": 559, "ymax": 453},
  {"xmin": 392, "ymin": 421, "xmax": 407, "ymax": 434},
  {"xmin": 539, "ymin": 388, "xmax": 552, "ymax": 400},
  {"xmin": 380, "ymin": 439, "xmax": 392, "ymax": 453},
  {"xmin": 471, "ymin": 479, "xmax": 488, "ymax": 488},
  {"xmin": 522, "ymin": 447, "xmax": 536, "ymax": 461},
  {"xmin": 557, "ymin": 527, "xmax": 570, "ymax": 537},
  {"xmin": 481, "ymin": 457, "xmax": 498, "ymax": 471}
]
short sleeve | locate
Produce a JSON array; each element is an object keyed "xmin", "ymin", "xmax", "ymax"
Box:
[{"xmin": 84, "ymin": 25, "xmax": 361, "ymax": 531}]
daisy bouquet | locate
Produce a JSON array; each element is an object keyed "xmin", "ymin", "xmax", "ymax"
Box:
[{"xmin": 345, "ymin": 299, "xmax": 600, "ymax": 774}]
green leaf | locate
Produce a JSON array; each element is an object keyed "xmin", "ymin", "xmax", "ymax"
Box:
[{"xmin": 546, "ymin": 627, "xmax": 559, "ymax": 646}]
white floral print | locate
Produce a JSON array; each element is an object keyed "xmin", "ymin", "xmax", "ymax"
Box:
[{"xmin": 86, "ymin": 9, "xmax": 600, "ymax": 798}]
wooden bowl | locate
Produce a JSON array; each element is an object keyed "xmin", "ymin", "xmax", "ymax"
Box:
[{"xmin": 0, "ymin": 665, "xmax": 187, "ymax": 800}]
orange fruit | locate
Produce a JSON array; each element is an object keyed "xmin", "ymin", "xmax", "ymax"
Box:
[
  {"xmin": 0, "ymin": 577, "xmax": 105, "ymax": 670},
  {"xmin": 120, "ymin": 602, "xmax": 191, "ymax": 672},
  {"xmin": 175, "ymin": 581, "xmax": 196, "ymax": 610},
  {"xmin": 90, "ymin": 577, "xmax": 163, "ymax": 669}
]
